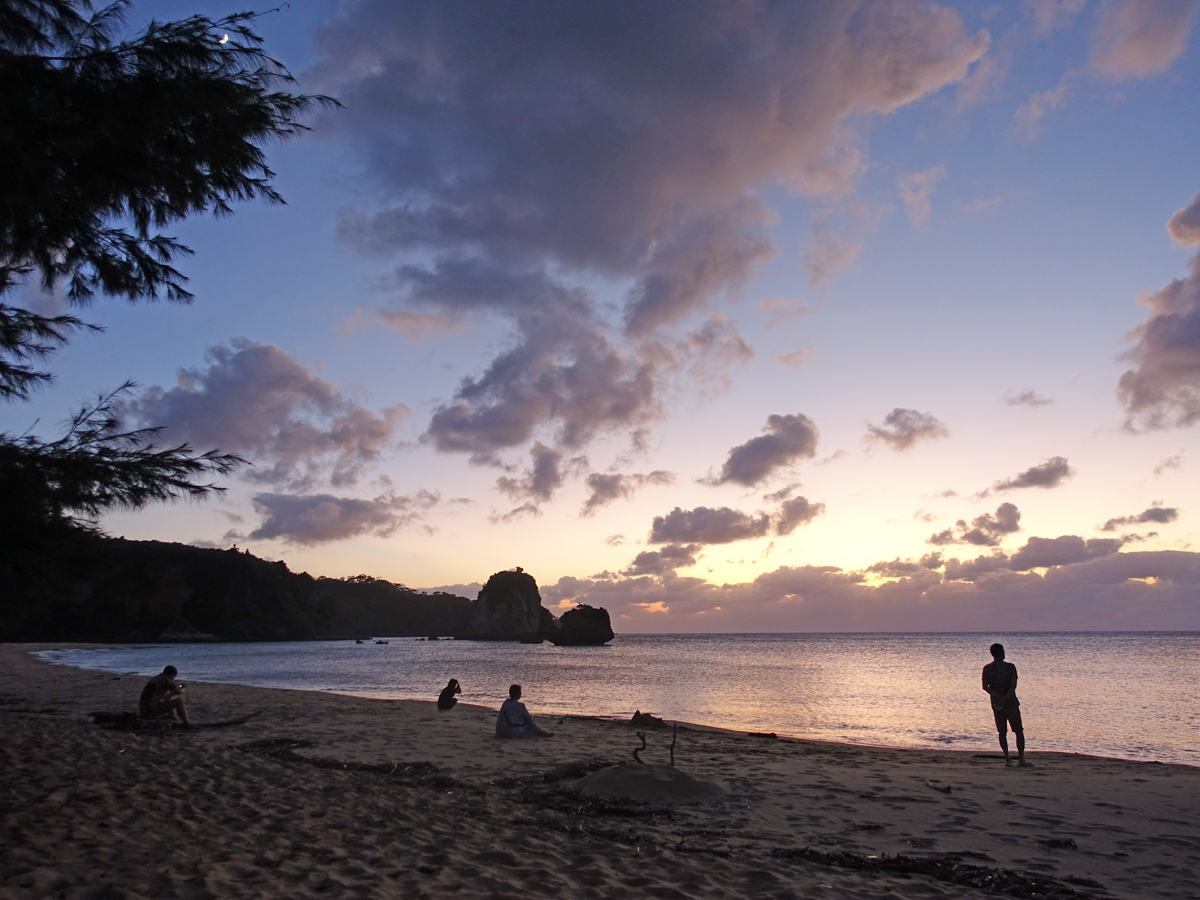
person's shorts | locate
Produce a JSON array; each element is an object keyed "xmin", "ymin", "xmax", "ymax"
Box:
[{"xmin": 993, "ymin": 703, "xmax": 1023, "ymax": 734}]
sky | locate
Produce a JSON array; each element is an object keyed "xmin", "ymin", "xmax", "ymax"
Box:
[{"xmin": 9, "ymin": 0, "xmax": 1200, "ymax": 632}]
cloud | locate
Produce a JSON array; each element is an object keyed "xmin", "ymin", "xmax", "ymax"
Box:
[
  {"xmin": 1089, "ymin": 0, "xmax": 1199, "ymax": 80},
  {"xmin": 249, "ymin": 490, "xmax": 437, "ymax": 545},
  {"xmin": 374, "ymin": 309, "xmax": 470, "ymax": 343},
  {"xmin": 1005, "ymin": 388, "xmax": 1054, "ymax": 407},
  {"xmin": 538, "ymin": 550, "xmax": 1200, "ymax": 632},
  {"xmin": 865, "ymin": 408, "xmax": 949, "ymax": 452},
  {"xmin": 993, "ymin": 456, "xmax": 1074, "ymax": 491},
  {"xmin": 1027, "ymin": 0, "xmax": 1089, "ymax": 35},
  {"xmin": 898, "ymin": 166, "xmax": 946, "ymax": 225},
  {"xmin": 928, "ymin": 502, "xmax": 1022, "ymax": 547},
  {"xmin": 581, "ymin": 470, "xmax": 675, "ymax": 516},
  {"xmin": 496, "ymin": 442, "xmax": 586, "ymax": 506},
  {"xmin": 1007, "ymin": 535, "xmax": 1125, "ymax": 570},
  {"xmin": 1168, "ymin": 192, "xmax": 1200, "ymax": 247},
  {"xmin": 679, "ymin": 313, "xmax": 755, "ymax": 393},
  {"xmin": 774, "ymin": 496, "xmax": 826, "ymax": 535},
  {"xmin": 314, "ymin": 2, "xmax": 986, "ymax": 454},
  {"xmin": 711, "ymin": 413, "xmax": 820, "ymax": 487},
  {"xmin": 624, "ymin": 543, "xmax": 701, "ymax": 577},
  {"xmin": 649, "ymin": 506, "xmax": 772, "ymax": 545},
  {"xmin": 1154, "ymin": 452, "xmax": 1183, "ymax": 475},
  {"xmin": 867, "ymin": 552, "xmax": 944, "ymax": 577},
  {"xmin": 803, "ymin": 220, "xmax": 864, "ymax": 285},
  {"xmin": 1012, "ymin": 76, "xmax": 1071, "ymax": 142},
  {"xmin": 1118, "ymin": 197, "xmax": 1200, "ymax": 430},
  {"xmin": 1101, "ymin": 505, "xmax": 1179, "ymax": 531},
  {"xmin": 773, "ymin": 348, "xmax": 815, "ymax": 370},
  {"xmin": 648, "ymin": 495, "xmax": 823, "ymax": 547},
  {"xmin": 130, "ymin": 339, "xmax": 406, "ymax": 489},
  {"xmin": 763, "ymin": 483, "xmax": 802, "ymax": 503}
]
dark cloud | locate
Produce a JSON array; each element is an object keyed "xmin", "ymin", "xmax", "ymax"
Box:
[
  {"xmin": 927, "ymin": 502, "xmax": 1021, "ymax": 547},
  {"xmin": 774, "ymin": 496, "xmax": 826, "ymax": 536},
  {"xmin": 496, "ymin": 443, "xmax": 586, "ymax": 506},
  {"xmin": 249, "ymin": 491, "xmax": 437, "ymax": 545},
  {"xmin": 961, "ymin": 502, "xmax": 1022, "ymax": 546},
  {"xmin": 649, "ymin": 506, "xmax": 772, "ymax": 545},
  {"xmin": 1100, "ymin": 505, "xmax": 1179, "ymax": 532},
  {"xmin": 130, "ymin": 339, "xmax": 406, "ymax": 489},
  {"xmin": 624, "ymin": 543, "xmax": 701, "ymax": 577},
  {"xmin": 538, "ymin": 550, "xmax": 1200, "ymax": 631},
  {"xmin": 1005, "ymin": 389, "xmax": 1053, "ymax": 407},
  {"xmin": 417, "ymin": 263, "xmax": 662, "ymax": 460},
  {"xmin": 866, "ymin": 552, "xmax": 942, "ymax": 577},
  {"xmin": 648, "ymin": 494, "xmax": 823, "ymax": 546},
  {"xmin": 763, "ymin": 483, "xmax": 802, "ymax": 503},
  {"xmin": 1007, "ymin": 535, "xmax": 1124, "ymax": 571},
  {"xmin": 581, "ymin": 470, "xmax": 674, "ymax": 516},
  {"xmin": 993, "ymin": 456, "xmax": 1074, "ymax": 491},
  {"xmin": 711, "ymin": 413, "xmax": 819, "ymax": 487},
  {"xmin": 865, "ymin": 407, "xmax": 949, "ymax": 452},
  {"xmin": 1119, "ymin": 193, "xmax": 1200, "ymax": 430},
  {"xmin": 314, "ymin": 1, "xmax": 986, "ymax": 454}
]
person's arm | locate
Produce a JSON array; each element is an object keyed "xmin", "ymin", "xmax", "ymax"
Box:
[{"xmin": 998, "ymin": 668, "xmax": 1017, "ymax": 705}]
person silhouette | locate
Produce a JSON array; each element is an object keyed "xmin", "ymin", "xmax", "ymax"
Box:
[
  {"xmin": 437, "ymin": 678, "xmax": 461, "ymax": 710},
  {"xmin": 495, "ymin": 684, "xmax": 552, "ymax": 738},
  {"xmin": 982, "ymin": 642, "xmax": 1027, "ymax": 766},
  {"xmin": 138, "ymin": 665, "xmax": 190, "ymax": 727}
]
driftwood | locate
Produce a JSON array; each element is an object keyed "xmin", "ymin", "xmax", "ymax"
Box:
[
  {"xmin": 632, "ymin": 723, "xmax": 679, "ymax": 766},
  {"xmin": 632, "ymin": 731, "xmax": 647, "ymax": 764},
  {"xmin": 92, "ymin": 711, "xmax": 261, "ymax": 731}
]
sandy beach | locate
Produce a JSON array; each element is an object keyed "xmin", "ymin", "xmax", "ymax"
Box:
[{"xmin": 2, "ymin": 644, "xmax": 1198, "ymax": 900}]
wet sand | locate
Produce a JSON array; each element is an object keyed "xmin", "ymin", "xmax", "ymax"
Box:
[{"xmin": 2, "ymin": 643, "xmax": 1198, "ymax": 900}]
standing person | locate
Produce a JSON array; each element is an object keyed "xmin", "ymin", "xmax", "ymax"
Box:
[
  {"xmin": 982, "ymin": 643, "xmax": 1026, "ymax": 767},
  {"xmin": 495, "ymin": 684, "xmax": 553, "ymax": 738},
  {"xmin": 139, "ymin": 665, "xmax": 190, "ymax": 727}
]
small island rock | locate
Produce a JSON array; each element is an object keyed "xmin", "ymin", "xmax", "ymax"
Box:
[{"xmin": 549, "ymin": 603, "xmax": 614, "ymax": 646}]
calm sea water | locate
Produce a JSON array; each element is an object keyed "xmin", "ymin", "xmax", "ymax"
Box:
[{"xmin": 37, "ymin": 633, "xmax": 1200, "ymax": 767}]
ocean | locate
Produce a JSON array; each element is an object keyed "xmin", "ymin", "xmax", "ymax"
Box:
[{"xmin": 37, "ymin": 632, "xmax": 1200, "ymax": 766}]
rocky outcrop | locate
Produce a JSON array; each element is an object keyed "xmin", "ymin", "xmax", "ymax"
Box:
[
  {"xmin": 549, "ymin": 603, "xmax": 614, "ymax": 646},
  {"xmin": 464, "ymin": 568, "xmax": 544, "ymax": 640}
]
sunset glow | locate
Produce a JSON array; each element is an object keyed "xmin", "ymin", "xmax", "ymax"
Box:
[{"xmin": 8, "ymin": 0, "xmax": 1200, "ymax": 632}]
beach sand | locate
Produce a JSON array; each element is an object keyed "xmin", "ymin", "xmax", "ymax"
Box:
[{"xmin": 2, "ymin": 644, "xmax": 1198, "ymax": 900}]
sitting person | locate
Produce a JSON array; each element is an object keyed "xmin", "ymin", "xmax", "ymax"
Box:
[
  {"xmin": 495, "ymin": 684, "xmax": 552, "ymax": 738},
  {"xmin": 437, "ymin": 678, "xmax": 462, "ymax": 711},
  {"xmin": 139, "ymin": 665, "xmax": 190, "ymax": 726}
]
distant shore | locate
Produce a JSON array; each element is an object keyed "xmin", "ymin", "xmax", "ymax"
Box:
[{"xmin": 3, "ymin": 643, "xmax": 1199, "ymax": 900}]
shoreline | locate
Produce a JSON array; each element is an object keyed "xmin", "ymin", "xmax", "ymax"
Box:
[
  {"xmin": 4, "ymin": 643, "xmax": 1200, "ymax": 899},
  {"xmin": 27, "ymin": 639, "xmax": 1198, "ymax": 768}
]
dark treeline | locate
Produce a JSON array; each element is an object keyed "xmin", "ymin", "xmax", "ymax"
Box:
[{"xmin": 0, "ymin": 535, "xmax": 471, "ymax": 642}]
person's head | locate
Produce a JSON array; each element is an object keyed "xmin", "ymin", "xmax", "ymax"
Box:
[
  {"xmin": 990, "ymin": 643, "xmax": 1005, "ymax": 661},
  {"xmin": 447, "ymin": 678, "xmax": 459, "ymax": 689},
  {"xmin": 509, "ymin": 684, "xmax": 522, "ymax": 700},
  {"xmin": 163, "ymin": 665, "xmax": 178, "ymax": 678}
]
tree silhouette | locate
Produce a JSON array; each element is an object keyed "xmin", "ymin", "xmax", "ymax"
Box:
[{"xmin": 0, "ymin": 0, "xmax": 335, "ymax": 545}]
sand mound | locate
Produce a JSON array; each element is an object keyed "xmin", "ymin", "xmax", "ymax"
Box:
[{"xmin": 571, "ymin": 762, "xmax": 727, "ymax": 805}]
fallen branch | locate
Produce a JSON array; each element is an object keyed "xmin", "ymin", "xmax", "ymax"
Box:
[{"xmin": 632, "ymin": 731, "xmax": 647, "ymax": 764}]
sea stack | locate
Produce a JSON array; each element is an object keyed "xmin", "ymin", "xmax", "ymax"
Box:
[
  {"xmin": 464, "ymin": 568, "xmax": 545, "ymax": 640},
  {"xmin": 548, "ymin": 603, "xmax": 614, "ymax": 646}
]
